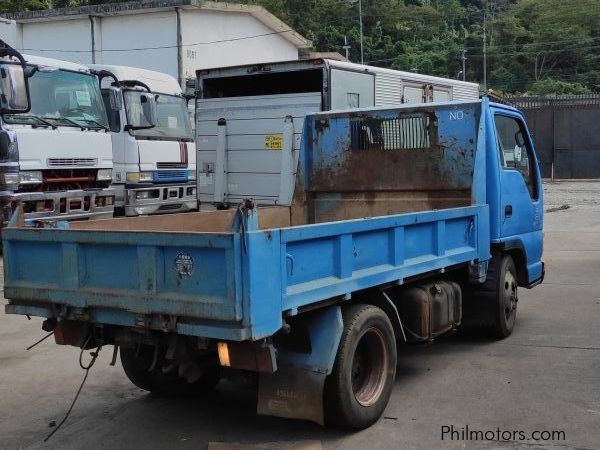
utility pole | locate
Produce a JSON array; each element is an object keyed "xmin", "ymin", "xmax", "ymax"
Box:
[
  {"xmin": 343, "ymin": 35, "xmax": 351, "ymax": 61},
  {"xmin": 461, "ymin": 49, "xmax": 467, "ymax": 82},
  {"xmin": 483, "ymin": 7, "xmax": 487, "ymax": 91},
  {"xmin": 358, "ymin": 0, "xmax": 364, "ymax": 64}
]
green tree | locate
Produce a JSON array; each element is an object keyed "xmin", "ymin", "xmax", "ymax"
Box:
[
  {"xmin": 0, "ymin": 0, "xmax": 49, "ymax": 12},
  {"xmin": 528, "ymin": 79, "xmax": 591, "ymax": 95}
]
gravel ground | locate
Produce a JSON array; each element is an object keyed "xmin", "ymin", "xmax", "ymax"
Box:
[{"xmin": 543, "ymin": 179, "xmax": 600, "ymax": 209}]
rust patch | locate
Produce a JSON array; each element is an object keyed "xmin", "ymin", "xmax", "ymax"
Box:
[{"xmin": 310, "ymin": 146, "xmax": 451, "ymax": 192}]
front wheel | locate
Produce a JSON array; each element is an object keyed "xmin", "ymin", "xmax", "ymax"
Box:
[
  {"xmin": 492, "ymin": 255, "xmax": 518, "ymax": 338},
  {"xmin": 324, "ymin": 304, "xmax": 396, "ymax": 429},
  {"xmin": 463, "ymin": 254, "xmax": 519, "ymax": 339}
]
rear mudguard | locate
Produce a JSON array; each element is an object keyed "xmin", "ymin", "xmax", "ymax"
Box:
[{"xmin": 257, "ymin": 305, "xmax": 343, "ymax": 425}]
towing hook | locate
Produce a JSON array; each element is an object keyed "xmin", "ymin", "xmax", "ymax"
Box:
[
  {"xmin": 430, "ymin": 284, "xmax": 442, "ymax": 295},
  {"xmin": 42, "ymin": 318, "xmax": 57, "ymax": 332},
  {"xmin": 281, "ymin": 321, "xmax": 291, "ymax": 334}
]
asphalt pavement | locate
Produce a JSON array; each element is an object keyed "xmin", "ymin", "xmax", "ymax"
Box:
[{"xmin": 0, "ymin": 181, "xmax": 598, "ymax": 450}]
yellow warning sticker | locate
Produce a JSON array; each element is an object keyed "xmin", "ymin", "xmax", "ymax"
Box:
[{"xmin": 265, "ymin": 134, "xmax": 284, "ymax": 150}]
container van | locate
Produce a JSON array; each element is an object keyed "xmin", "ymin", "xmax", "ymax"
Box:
[{"xmin": 195, "ymin": 58, "xmax": 480, "ymax": 208}]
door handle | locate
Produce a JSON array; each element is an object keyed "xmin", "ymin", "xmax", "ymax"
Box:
[{"xmin": 505, "ymin": 205, "xmax": 513, "ymax": 218}]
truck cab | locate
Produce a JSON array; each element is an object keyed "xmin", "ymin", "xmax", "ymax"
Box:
[
  {"xmin": 89, "ymin": 65, "xmax": 196, "ymax": 216},
  {"xmin": 486, "ymin": 101, "xmax": 544, "ymax": 286},
  {"xmin": 0, "ymin": 53, "xmax": 114, "ymax": 226}
]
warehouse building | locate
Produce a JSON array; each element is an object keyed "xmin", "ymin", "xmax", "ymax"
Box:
[{"xmin": 4, "ymin": 0, "xmax": 311, "ymax": 90}]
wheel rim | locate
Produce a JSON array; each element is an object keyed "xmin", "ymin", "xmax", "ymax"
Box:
[
  {"xmin": 503, "ymin": 270, "xmax": 518, "ymax": 322},
  {"xmin": 351, "ymin": 327, "xmax": 388, "ymax": 407}
]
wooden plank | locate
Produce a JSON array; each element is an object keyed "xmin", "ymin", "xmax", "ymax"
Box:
[
  {"xmin": 68, "ymin": 207, "xmax": 291, "ymax": 232},
  {"xmin": 70, "ymin": 209, "xmax": 237, "ymax": 232}
]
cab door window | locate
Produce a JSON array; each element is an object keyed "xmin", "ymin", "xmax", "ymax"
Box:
[
  {"xmin": 101, "ymin": 91, "xmax": 121, "ymax": 133},
  {"xmin": 494, "ymin": 114, "xmax": 538, "ymax": 200}
]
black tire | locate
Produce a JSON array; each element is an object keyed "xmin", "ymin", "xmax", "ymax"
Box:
[
  {"xmin": 120, "ymin": 345, "xmax": 220, "ymax": 395},
  {"xmin": 490, "ymin": 255, "xmax": 518, "ymax": 338},
  {"xmin": 324, "ymin": 304, "xmax": 396, "ymax": 429},
  {"xmin": 463, "ymin": 254, "xmax": 518, "ymax": 339}
]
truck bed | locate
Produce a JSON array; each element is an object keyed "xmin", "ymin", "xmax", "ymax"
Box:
[{"xmin": 3, "ymin": 204, "xmax": 489, "ymax": 341}]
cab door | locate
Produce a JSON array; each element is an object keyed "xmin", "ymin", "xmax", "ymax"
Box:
[{"xmin": 492, "ymin": 108, "xmax": 544, "ymax": 282}]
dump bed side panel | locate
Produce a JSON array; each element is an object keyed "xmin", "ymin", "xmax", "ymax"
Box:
[{"xmin": 281, "ymin": 205, "xmax": 489, "ymax": 311}]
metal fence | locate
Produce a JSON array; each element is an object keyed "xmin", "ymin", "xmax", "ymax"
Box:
[{"xmin": 506, "ymin": 94, "xmax": 600, "ymax": 179}]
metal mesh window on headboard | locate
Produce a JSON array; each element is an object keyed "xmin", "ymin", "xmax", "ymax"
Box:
[{"xmin": 350, "ymin": 112, "xmax": 436, "ymax": 151}]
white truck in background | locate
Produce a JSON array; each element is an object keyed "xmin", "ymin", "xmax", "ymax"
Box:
[
  {"xmin": 89, "ymin": 65, "xmax": 196, "ymax": 216},
  {"xmin": 0, "ymin": 45, "xmax": 114, "ymax": 226},
  {"xmin": 195, "ymin": 58, "xmax": 481, "ymax": 208}
]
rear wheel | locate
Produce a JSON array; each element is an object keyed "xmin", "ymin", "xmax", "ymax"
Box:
[
  {"xmin": 324, "ymin": 304, "xmax": 396, "ymax": 429},
  {"xmin": 120, "ymin": 344, "xmax": 220, "ymax": 395}
]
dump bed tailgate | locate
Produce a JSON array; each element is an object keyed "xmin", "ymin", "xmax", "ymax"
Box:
[{"xmin": 3, "ymin": 228, "xmax": 247, "ymax": 330}]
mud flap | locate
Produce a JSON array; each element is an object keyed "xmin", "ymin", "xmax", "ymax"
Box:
[
  {"xmin": 258, "ymin": 367, "xmax": 327, "ymax": 424},
  {"xmin": 257, "ymin": 305, "xmax": 343, "ymax": 425}
]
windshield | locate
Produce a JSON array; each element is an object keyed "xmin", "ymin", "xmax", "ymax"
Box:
[
  {"xmin": 129, "ymin": 93, "xmax": 192, "ymax": 140},
  {"xmin": 4, "ymin": 67, "xmax": 108, "ymax": 129}
]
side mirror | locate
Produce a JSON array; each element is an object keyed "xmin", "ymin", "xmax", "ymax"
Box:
[
  {"xmin": 123, "ymin": 90, "xmax": 157, "ymax": 130},
  {"xmin": 0, "ymin": 63, "xmax": 30, "ymax": 114},
  {"xmin": 140, "ymin": 93, "xmax": 157, "ymax": 125},
  {"xmin": 108, "ymin": 88, "xmax": 122, "ymax": 111},
  {"xmin": 513, "ymin": 145, "xmax": 523, "ymax": 163},
  {"xmin": 514, "ymin": 130, "xmax": 525, "ymax": 148}
]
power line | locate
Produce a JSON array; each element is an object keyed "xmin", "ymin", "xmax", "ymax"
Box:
[
  {"xmin": 465, "ymin": 35, "xmax": 600, "ymax": 51},
  {"xmin": 21, "ymin": 33, "xmax": 600, "ymax": 60},
  {"xmin": 23, "ymin": 28, "xmax": 296, "ymax": 53},
  {"xmin": 366, "ymin": 40, "xmax": 600, "ymax": 65},
  {"xmin": 470, "ymin": 43, "xmax": 600, "ymax": 58}
]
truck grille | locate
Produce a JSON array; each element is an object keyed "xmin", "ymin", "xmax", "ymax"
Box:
[
  {"xmin": 17, "ymin": 169, "xmax": 110, "ymax": 193},
  {"xmin": 157, "ymin": 162, "xmax": 187, "ymax": 169},
  {"xmin": 159, "ymin": 203, "xmax": 183, "ymax": 211},
  {"xmin": 155, "ymin": 170, "xmax": 188, "ymax": 182},
  {"xmin": 47, "ymin": 158, "xmax": 98, "ymax": 167}
]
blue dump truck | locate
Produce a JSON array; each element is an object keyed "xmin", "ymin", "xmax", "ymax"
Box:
[{"xmin": 3, "ymin": 98, "xmax": 543, "ymax": 430}]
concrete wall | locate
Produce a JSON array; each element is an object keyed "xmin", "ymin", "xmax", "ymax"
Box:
[
  {"xmin": 180, "ymin": 9, "xmax": 298, "ymax": 79},
  {"xmin": 0, "ymin": 17, "xmax": 18, "ymax": 47},
  {"xmin": 13, "ymin": 8, "xmax": 300, "ymax": 88},
  {"xmin": 20, "ymin": 18, "xmax": 93, "ymax": 64},
  {"xmin": 96, "ymin": 11, "xmax": 178, "ymax": 77}
]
